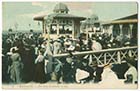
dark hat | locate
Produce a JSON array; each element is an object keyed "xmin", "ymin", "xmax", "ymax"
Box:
[
  {"xmin": 125, "ymin": 56, "xmax": 135, "ymax": 65},
  {"xmin": 39, "ymin": 48, "xmax": 45, "ymax": 54},
  {"xmin": 82, "ymin": 58, "xmax": 89, "ymax": 64}
]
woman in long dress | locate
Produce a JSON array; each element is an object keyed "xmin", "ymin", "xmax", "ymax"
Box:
[
  {"xmin": 9, "ymin": 47, "xmax": 24, "ymax": 83},
  {"xmin": 34, "ymin": 48, "xmax": 46, "ymax": 83}
]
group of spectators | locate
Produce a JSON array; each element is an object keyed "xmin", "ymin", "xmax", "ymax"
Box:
[{"xmin": 2, "ymin": 31, "xmax": 137, "ymax": 84}]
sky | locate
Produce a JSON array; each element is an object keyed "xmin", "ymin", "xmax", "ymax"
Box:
[{"xmin": 2, "ymin": 2, "xmax": 138, "ymax": 31}]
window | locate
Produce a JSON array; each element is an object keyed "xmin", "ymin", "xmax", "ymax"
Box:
[
  {"xmin": 113, "ymin": 24, "xmax": 120, "ymax": 37},
  {"xmin": 50, "ymin": 25, "xmax": 57, "ymax": 34},
  {"xmin": 132, "ymin": 23, "xmax": 137, "ymax": 38},
  {"xmin": 61, "ymin": 11, "xmax": 64, "ymax": 13},
  {"xmin": 122, "ymin": 24, "xmax": 130, "ymax": 36}
]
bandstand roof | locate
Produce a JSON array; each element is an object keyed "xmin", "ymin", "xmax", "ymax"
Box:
[
  {"xmin": 34, "ymin": 14, "xmax": 47, "ymax": 21},
  {"xmin": 34, "ymin": 3, "xmax": 86, "ymax": 21},
  {"xmin": 53, "ymin": 3, "xmax": 69, "ymax": 12},
  {"xmin": 33, "ymin": 13, "xmax": 86, "ymax": 21},
  {"xmin": 81, "ymin": 14, "xmax": 101, "ymax": 26}
]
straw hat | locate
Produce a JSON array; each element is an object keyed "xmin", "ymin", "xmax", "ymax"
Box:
[
  {"xmin": 124, "ymin": 41, "xmax": 130, "ymax": 46},
  {"xmin": 107, "ymin": 44, "xmax": 111, "ymax": 48},
  {"xmin": 7, "ymin": 47, "xmax": 19, "ymax": 55},
  {"xmin": 67, "ymin": 45, "xmax": 75, "ymax": 51}
]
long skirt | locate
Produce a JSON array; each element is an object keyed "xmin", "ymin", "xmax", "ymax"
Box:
[
  {"xmin": 34, "ymin": 62, "xmax": 46, "ymax": 83},
  {"xmin": 9, "ymin": 62, "xmax": 23, "ymax": 83}
]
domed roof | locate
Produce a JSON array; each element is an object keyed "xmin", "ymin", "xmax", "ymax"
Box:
[
  {"xmin": 82, "ymin": 14, "xmax": 99, "ymax": 25},
  {"xmin": 53, "ymin": 3, "xmax": 69, "ymax": 13},
  {"xmin": 90, "ymin": 14, "xmax": 99, "ymax": 21}
]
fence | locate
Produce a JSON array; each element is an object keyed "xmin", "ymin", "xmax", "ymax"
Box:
[{"xmin": 53, "ymin": 46, "xmax": 138, "ymax": 66}]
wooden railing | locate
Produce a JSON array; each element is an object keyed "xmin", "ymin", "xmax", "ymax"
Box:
[{"xmin": 52, "ymin": 46, "xmax": 138, "ymax": 66}]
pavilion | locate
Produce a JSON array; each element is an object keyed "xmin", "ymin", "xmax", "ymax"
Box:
[
  {"xmin": 102, "ymin": 14, "xmax": 138, "ymax": 39},
  {"xmin": 33, "ymin": 3, "xmax": 86, "ymax": 39}
]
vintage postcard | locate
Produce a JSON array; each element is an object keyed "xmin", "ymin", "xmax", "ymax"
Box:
[{"xmin": 2, "ymin": 1, "xmax": 138, "ymax": 89}]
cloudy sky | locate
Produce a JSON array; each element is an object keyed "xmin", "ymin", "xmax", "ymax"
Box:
[{"xmin": 2, "ymin": 2, "xmax": 137, "ymax": 31}]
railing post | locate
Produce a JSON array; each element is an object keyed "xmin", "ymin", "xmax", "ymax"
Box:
[
  {"xmin": 128, "ymin": 50, "xmax": 132, "ymax": 57},
  {"xmin": 89, "ymin": 55, "xmax": 92, "ymax": 65},
  {"xmin": 117, "ymin": 51, "xmax": 121, "ymax": 64},
  {"xmin": 104, "ymin": 53, "xmax": 107, "ymax": 65}
]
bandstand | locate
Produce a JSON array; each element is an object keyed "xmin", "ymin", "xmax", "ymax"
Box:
[
  {"xmin": 81, "ymin": 14, "xmax": 102, "ymax": 38},
  {"xmin": 34, "ymin": 3, "xmax": 86, "ymax": 39}
]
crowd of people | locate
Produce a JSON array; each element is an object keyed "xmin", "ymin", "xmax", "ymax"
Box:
[{"xmin": 2, "ymin": 31, "xmax": 138, "ymax": 84}]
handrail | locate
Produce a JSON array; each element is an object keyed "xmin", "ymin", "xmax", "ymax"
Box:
[{"xmin": 53, "ymin": 46, "xmax": 138, "ymax": 58}]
